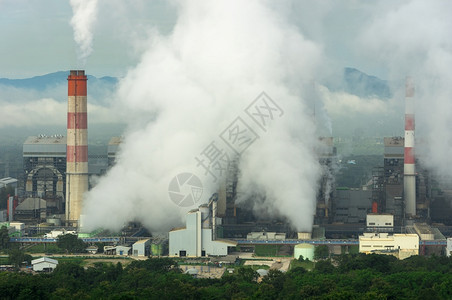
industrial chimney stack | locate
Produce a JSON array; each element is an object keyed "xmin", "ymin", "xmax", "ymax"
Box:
[
  {"xmin": 66, "ymin": 70, "xmax": 88, "ymax": 227},
  {"xmin": 404, "ymin": 77, "xmax": 416, "ymax": 217}
]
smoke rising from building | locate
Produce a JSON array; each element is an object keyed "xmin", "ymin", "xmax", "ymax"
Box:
[
  {"xmin": 83, "ymin": 0, "xmax": 324, "ymax": 232},
  {"xmin": 69, "ymin": 0, "xmax": 98, "ymax": 65}
]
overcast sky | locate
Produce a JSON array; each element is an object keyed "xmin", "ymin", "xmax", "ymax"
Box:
[
  {"xmin": 0, "ymin": 0, "xmax": 176, "ymax": 78},
  {"xmin": 0, "ymin": 0, "xmax": 413, "ymax": 79}
]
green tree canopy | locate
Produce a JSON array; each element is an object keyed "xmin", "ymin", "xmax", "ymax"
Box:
[
  {"xmin": 314, "ymin": 245, "xmax": 329, "ymax": 260},
  {"xmin": 0, "ymin": 226, "xmax": 10, "ymax": 251},
  {"xmin": 56, "ymin": 234, "xmax": 86, "ymax": 254},
  {"xmin": 8, "ymin": 249, "xmax": 32, "ymax": 268}
]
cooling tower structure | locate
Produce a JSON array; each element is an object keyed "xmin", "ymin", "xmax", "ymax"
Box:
[
  {"xmin": 404, "ymin": 77, "xmax": 416, "ymax": 217},
  {"xmin": 66, "ymin": 70, "xmax": 88, "ymax": 227}
]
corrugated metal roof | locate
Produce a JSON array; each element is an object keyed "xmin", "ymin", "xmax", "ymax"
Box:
[
  {"xmin": 0, "ymin": 177, "xmax": 18, "ymax": 185},
  {"xmin": 24, "ymin": 135, "xmax": 66, "ymax": 145},
  {"xmin": 31, "ymin": 257, "xmax": 58, "ymax": 265},
  {"xmin": 108, "ymin": 136, "xmax": 122, "ymax": 146},
  {"xmin": 23, "ymin": 136, "xmax": 66, "ymax": 157},
  {"xmin": 133, "ymin": 239, "xmax": 150, "ymax": 245},
  {"xmin": 16, "ymin": 198, "xmax": 46, "ymax": 211},
  {"xmin": 384, "ymin": 137, "xmax": 404, "ymax": 147}
]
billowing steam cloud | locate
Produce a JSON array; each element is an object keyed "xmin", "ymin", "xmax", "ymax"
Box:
[
  {"xmin": 356, "ymin": 0, "xmax": 452, "ymax": 178},
  {"xmin": 69, "ymin": 0, "xmax": 98, "ymax": 65},
  {"xmin": 83, "ymin": 0, "xmax": 324, "ymax": 232}
]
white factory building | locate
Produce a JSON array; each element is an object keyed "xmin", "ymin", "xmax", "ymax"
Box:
[
  {"xmin": 366, "ymin": 214, "xmax": 394, "ymax": 231},
  {"xmin": 359, "ymin": 233, "xmax": 419, "ymax": 259},
  {"xmin": 169, "ymin": 206, "xmax": 236, "ymax": 257},
  {"xmin": 446, "ymin": 238, "xmax": 452, "ymax": 257},
  {"xmin": 133, "ymin": 239, "xmax": 150, "ymax": 257},
  {"xmin": 31, "ymin": 257, "xmax": 58, "ymax": 272}
]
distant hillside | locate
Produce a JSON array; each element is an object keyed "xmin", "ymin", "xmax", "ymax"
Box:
[
  {"xmin": 343, "ymin": 67, "xmax": 392, "ymax": 99},
  {"xmin": 1, "ymin": 68, "xmax": 391, "ymax": 99},
  {"xmin": 0, "ymin": 71, "xmax": 118, "ymax": 92}
]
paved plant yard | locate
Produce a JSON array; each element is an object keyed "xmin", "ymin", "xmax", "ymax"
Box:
[
  {"xmin": 180, "ymin": 265, "xmax": 225, "ymax": 279},
  {"xmin": 83, "ymin": 258, "xmax": 134, "ymax": 268},
  {"xmin": 243, "ymin": 257, "xmax": 292, "ymax": 272}
]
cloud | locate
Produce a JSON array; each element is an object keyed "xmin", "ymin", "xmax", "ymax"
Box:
[
  {"xmin": 321, "ymin": 89, "xmax": 389, "ymax": 116},
  {"xmin": 83, "ymin": 0, "xmax": 324, "ymax": 232},
  {"xmin": 0, "ymin": 95, "xmax": 119, "ymax": 129}
]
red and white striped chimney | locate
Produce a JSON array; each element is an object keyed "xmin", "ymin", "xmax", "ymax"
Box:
[
  {"xmin": 404, "ymin": 77, "xmax": 416, "ymax": 217},
  {"xmin": 66, "ymin": 70, "xmax": 88, "ymax": 226}
]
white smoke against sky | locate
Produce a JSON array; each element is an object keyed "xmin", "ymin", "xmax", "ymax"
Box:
[
  {"xmin": 356, "ymin": 0, "xmax": 452, "ymax": 178},
  {"xmin": 69, "ymin": 0, "xmax": 98, "ymax": 65},
  {"xmin": 0, "ymin": 86, "xmax": 118, "ymax": 129},
  {"xmin": 83, "ymin": 0, "xmax": 324, "ymax": 232}
]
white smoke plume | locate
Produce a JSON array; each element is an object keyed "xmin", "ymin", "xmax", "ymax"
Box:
[
  {"xmin": 83, "ymin": 0, "xmax": 324, "ymax": 232},
  {"xmin": 69, "ymin": 0, "xmax": 98, "ymax": 65},
  {"xmin": 356, "ymin": 0, "xmax": 452, "ymax": 178}
]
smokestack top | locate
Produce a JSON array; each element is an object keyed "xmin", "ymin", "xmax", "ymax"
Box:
[
  {"xmin": 69, "ymin": 70, "xmax": 86, "ymax": 77},
  {"xmin": 67, "ymin": 70, "xmax": 87, "ymax": 96}
]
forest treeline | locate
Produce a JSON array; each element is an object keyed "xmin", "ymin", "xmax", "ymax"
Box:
[{"xmin": 0, "ymin": 254, "xmax": 451, "ymax": 299}]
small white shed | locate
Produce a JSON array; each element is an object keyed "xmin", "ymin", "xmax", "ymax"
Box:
[
  {"xmin": 31, "ymin": 257, "xmax": 58, "ymax": 272},
  {"xmin": 132, "ymin": 239, "xmax": 150, "ymax": 257}
]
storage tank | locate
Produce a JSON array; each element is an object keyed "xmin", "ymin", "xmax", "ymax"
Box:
[{"xmin": 294, "ymin": 244, "xmax": 315, "ymax": 261}]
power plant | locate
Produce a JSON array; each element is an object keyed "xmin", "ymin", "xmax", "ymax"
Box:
[{"xmin": 0, "ymin": 71, "xmax": 450, "ymax": 259}]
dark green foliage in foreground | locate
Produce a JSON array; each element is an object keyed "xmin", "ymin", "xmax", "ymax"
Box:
[
  {"xmin": 0, "ymin": 226, "xmax": 10, "ymax": 251},
  {"xmin": 0, "ymin": 255, "xmax": 451, "ymax": 299},
  {"xmin": 8, "ymin": 249, "xmax": 32, "ymax": 268},
  {"xmin": 56, "ymin": 234, "xmax": 87, "ymax": 254}
]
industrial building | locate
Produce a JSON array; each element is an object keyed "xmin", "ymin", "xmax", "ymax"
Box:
[
  {"xmin": 315, "ymin": 137, "xmax": 337, "ymax": 224},
  {"xmin": 132, "ymin": 239, "xmax": 150, "ymax": 257},
  {"xmin": 0, "ymin": 177, "xmax": 18, "ymax": 190},
  {"xmin": 246, "ymin": 231, "xmax": 286, "ymax": 241},
  {"xmin": 169, "ymin": 203, "xmax": 237, "ymax": 257},
  {"xmin": 411, "ymin": 223, "xmax": 446, "ymax": 255},
  {"xmin": 107, "ymin": 137, "xmax": 122, "ymax": 167},
  {"xmin": 31, "ymin": 257, "xmax": 58, "ymax": 272},
  {"xmin": 334, "ymin": 188, "xmax": 372, "ymax": 223},
  {"xmin": 359, "ymin": 233, "xmax": 419, "ymax": 259},
  {"xmin": 23, "ymin": 135, "xmax": 66, "ymax": 215},
  {"xmin": 447, "ymin": 238, "xmax": 452, "ymax": 257},
  {"xmin": 14, "ymin": 198, "xmax": 46, "ymax": 222},
  {"xmin": 366, "ymin": 214, "xmax": 394, "ymax": 232}
]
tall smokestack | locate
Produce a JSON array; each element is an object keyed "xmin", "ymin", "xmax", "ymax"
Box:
[
  {"xmin": 66, "ymin": 70, "xmax": 88, "ymax": 227},
  {"xmin": 404, "ymin": 77, "xmax": 416, "ymax": 217}
]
